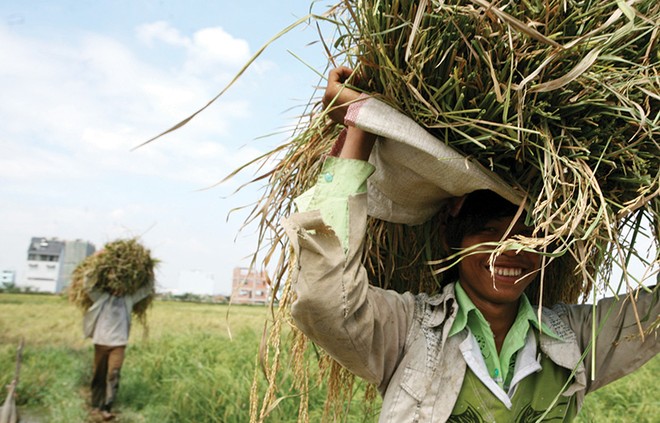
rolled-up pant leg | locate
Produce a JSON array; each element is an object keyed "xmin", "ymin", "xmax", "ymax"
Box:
[{"xmin": 91, "ymin": 344, "xmax": 126, "ymax": 412}]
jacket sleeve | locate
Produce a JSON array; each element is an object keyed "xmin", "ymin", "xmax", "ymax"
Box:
[
  {"xmin": 561, "ymin": 286, "xmax": 659, "ymax": 393},
  {"xmin": 128, "ymin": 284, "xmax": 153, "ymax": 307},
  {"xmin": 86, "ymin": 286, "xmax": 103, "ymax": 303},
  {"xmin": 82, "ymin": 292, "xmax": 109, "ymax": 338},
  {"xmin": 283, "ymin": 158, "xmax": 417, "ymax": 388}
]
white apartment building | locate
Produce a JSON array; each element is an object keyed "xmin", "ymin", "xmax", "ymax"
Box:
[
  {"xmin": 23, "ymin": 237, "xmax": 95, "ymax": 293},
  {"xmin": 1, "ymin": 269, "xmax": 16, "ymax": 285}
]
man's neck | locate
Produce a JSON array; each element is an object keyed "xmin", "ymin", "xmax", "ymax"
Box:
[{"xmin": 473, "ymin": 299, "xmax": 519, "ymax": 353}]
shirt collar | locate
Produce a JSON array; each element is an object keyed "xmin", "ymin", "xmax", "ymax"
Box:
[
  {"xmin": 449, "ymin": 282, "xmax": 560, "ymax": 340},
  {"xmin": 449, "ymin": 281, "xmax": 476, "ymax": 337}
]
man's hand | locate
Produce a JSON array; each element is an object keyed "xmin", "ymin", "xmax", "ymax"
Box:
[
  {"xmin": 323, "ymin": 66, "xmax": 362, "ymax": 125},
  {"xmin": 323, "ymin": 67, "xmax": 376, "ymax": 161}
]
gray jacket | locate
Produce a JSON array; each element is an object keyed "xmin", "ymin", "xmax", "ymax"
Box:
[
  {"xmin": 83, "ymin": 285, "xmax": 152, "ymax": 342},
  {"xmin": 283, "ymin": 191, "xmax": 659, "ymax": 422}
]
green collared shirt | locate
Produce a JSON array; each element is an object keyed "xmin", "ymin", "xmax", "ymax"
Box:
[{"xmin": 449, "ymin": 282, "xmax": 560, "ymax": 389}]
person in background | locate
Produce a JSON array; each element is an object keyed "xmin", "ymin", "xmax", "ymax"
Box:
[
  {"xmin": 83, "ymin": 270, "xmax": 151, "ymax": 421},
  {"xmin": 282, "ymin": 67, "xmax": 659, "ymax": 421}
]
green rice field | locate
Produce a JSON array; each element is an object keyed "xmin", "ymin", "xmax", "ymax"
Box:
[{"xmin": 0, "ymin": 293, "xmax": 657, "ymax": 422}]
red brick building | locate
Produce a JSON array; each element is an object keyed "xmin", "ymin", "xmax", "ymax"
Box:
[{"xmin": 230, "ymin": 267, "xmax": 270, "ymax": 305}]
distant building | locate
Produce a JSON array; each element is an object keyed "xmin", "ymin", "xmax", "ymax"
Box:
[
  {"xmin": 230, "ymin": 267, "xmax": 270, "ymax": 305},
  {"xmin": 25, "ymin": 237, "xmax": 65, "ymax": 292},
  {"xmin": 1, "ymin": 269, "xmax": 16, "ymax": 285},
  {"xmin": 60, "ymin": 239, "xmax": 97, "ymax": 290},
  {"xmin": 23, "ymin": 237, "xmax": 95, "ymax": 293},
  {"xmin": 177, "ymin": 269, "xmax": 217, "ymax": 296}
]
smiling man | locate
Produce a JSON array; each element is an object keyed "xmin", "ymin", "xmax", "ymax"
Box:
[{"xmin": 283, "ymin": 68, "xmax": 659, "ymax": 422}]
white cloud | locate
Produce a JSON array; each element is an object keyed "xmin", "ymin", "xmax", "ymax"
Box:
[
  {"xmin": 109, "ymin": 208, "xmax": 127, "ymax": 221},
  {"xmin": 188, "ymin": 27, "xmax": 251, "ymax": 68},
  {"xmin": 0, "ymin": 139, "xmax": 82, "ymax": 183},
  {"xmin": 136, "ymin": 21, "xmax": 252, "ymax": 76},
  {"xmin": 136, "ymin": 21, "xmax": 189, "ymax": 48},
  {"xmin": 0, "ymin": 21, "xmax": 270, "ymax": 187}
]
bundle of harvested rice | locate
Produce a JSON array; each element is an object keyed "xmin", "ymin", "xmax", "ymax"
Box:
[
  {"xmin": 68, "ymin": 238, "xmax": 157, "ymax": 321},
  {"xmin": 233, "ymin": 1, "xmax": 659, "ymax": 421},
  {"xmin": 248, "ymin": 0, "xmax": 659, "ymax": 298},
  {"xmin": 338, "ymin": 0, "xmax": 659, "ymax": 278}
]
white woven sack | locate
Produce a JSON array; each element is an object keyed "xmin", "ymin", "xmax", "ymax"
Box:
[{"xmin": 352, "ymin": 98, "xmax": 524, "ymax": 224}]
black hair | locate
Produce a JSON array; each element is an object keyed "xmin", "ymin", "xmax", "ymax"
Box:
[{"xmin": 444, "ymin": 189, "xmax": 521, "ymax": 250}]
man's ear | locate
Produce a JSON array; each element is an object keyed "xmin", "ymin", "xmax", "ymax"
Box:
[
  {"xmin": 442, "ymin": 195, "xmax": 466, "ymax": 254},
  {"xmin": 440, "ymin": 224, "xmax": 450, "ymax": 254}
]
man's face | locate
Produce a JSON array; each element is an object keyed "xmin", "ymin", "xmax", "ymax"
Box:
[{"xmin": 458, "ymin": 216, "xmax": 541, "ymax": 306}]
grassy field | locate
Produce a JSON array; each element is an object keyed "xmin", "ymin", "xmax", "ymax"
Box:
[{"xmin": 0, "ymin": 293, "xmax": 657, "ymax": 422}]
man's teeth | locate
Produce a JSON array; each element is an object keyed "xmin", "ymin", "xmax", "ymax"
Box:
[{"xmin": 493, "ymin": 267, "xmax": 522, "ymax": 277}]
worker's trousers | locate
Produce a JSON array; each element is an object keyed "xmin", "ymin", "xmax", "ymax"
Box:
[{"xmin": 91, "ymin": 344, "xmax": 126, "ymax": 411}]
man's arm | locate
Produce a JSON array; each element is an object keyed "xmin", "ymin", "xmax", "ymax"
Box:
[
  {"xmin": 285, "ymin": 68, "xmax": 415, "ymax": 387},
  {"xmin": 562, "ymin": 286, "xmax": 659, "ymax": 393},
  {"xmin": 84, "ymin": 279, "xmax": 104, "ymax": 303},
  {"xmin": 129, "ymin": 284, "xmax": 154, "ymax": 307}
]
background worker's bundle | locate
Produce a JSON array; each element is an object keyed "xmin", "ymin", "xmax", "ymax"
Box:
[{"xmin": 68, "ymin": 238, "xmax": 157, "ymax": 321}]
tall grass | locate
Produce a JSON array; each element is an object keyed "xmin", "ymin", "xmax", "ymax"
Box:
[
  {"xmin": 574, "ymin": 355, "xmax": 660, "ymax": 423},
  {"xmin": 0, "ymin": 293, "xmax": 656, "ymax": 422},
  {"xmin": 0, "ymin": 294, "xmax": 376, "ymax": 422}
]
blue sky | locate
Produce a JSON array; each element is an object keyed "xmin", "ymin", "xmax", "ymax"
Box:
[{"xmin": 0, "ymin": 1, "xmax": 331, "ymax": 295}]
